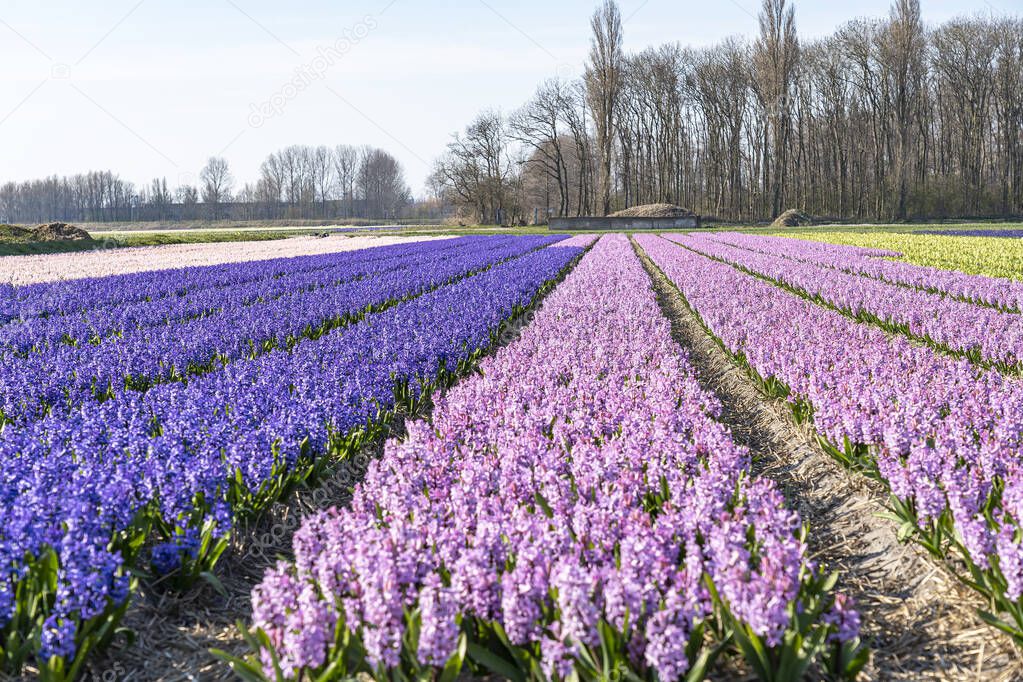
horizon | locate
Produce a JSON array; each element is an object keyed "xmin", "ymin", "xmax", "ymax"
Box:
[{"xmin": 1, "ymin": 0, "xmax": 1011, "ymax": 196}]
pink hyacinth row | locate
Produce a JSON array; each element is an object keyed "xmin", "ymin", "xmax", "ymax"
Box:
[
  {"xmin": 636, "ymin": 233, "xmax": 1023, "ymax": 621},
  {"xmin": 707, "ymin": 231, "xmax": 1023, "ymax": 312},
  {"xmin": 665, "ymin": 233, "xmax": 1023, "ymax": 369},
  {"xmin": 246, "ymin": 234, "xmax": 859, "ymax": 680}
]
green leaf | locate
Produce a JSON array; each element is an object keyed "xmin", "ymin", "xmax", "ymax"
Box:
[
  {"xmin": 842, "ymin": 641, "xmax": 872, "ymax": 680},
  {"xmin": 534, "ymin": 491, "xmax": 555, "ymax": 519},
  {"xmin": 732, "ymin": 624, "xmax": 772, "ymax": 681},
  {"xmin": 978, "ymin": 610, "xmax": 1023, "ymax": 641},
  {"xmin": 437, "ymin": 632, "xmax": 468, "ymax": 682},
  {"xmin": 685, "ymin": 637, "xmax": 729, "ymax": 682},
  {"xmin": 210, "ymin": 648, "xmax": 269, "ymax": 682},
  {"xmin": 312, "ymin": 658, "xmax": 347, "ymax": 682},
  {"xmin": 466, "ymin": 642, "xmax": 526, "ymax": 682},
  {"xmin": 820, "ymin": 571, "xmax": 839, "ymax": 594},
  {"xmin": 200, "ymin": 571, "xmax": 229, "ymax": 599},
  {"xmin": 896, "ymin": 520, "xmax": 917, "ymax": 543}
]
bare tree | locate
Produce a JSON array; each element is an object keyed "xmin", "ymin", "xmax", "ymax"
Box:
[
  {"xmin": 584, "ymin": 0, "xmax": 624, "ymax": 215},
  {"xmin": 357, "ymin": 148, "xmax": 411, "ymax": 219},
  {"xmin": 993, "ymin": 18, "xmax": 1023, "ymax": 214},
  {"xmin": 931, "ymin": 18, "xmax": 998, "ymax": 215},
  {"xmin": 310, "ymin": 146, "xmax": 335, "ymax": 219},
  {"xmin": 200, "ymin": 157, "xmax": 233, "ymax": 219},
  {"xmin": 258, "ymin": 154, "xmax": 286, "ymax": 219},
  {"xmin": 880, "ymin": 0, "xmax": 925, "ymax": 219},
  {"xmin": 334, "ymin": 145, "xmax": 359, "ymax": 219},
  {"xmin": 564, "ymin": 81, "xmax": 597, "ymax": 216},
  {"xmin": 148, "ymin": 177, "xmax": 171, "ymax": 220},
  {"xmin": 176, "ymin": 184, "xmax": 199, "ymax": 220},
  {"xmin": 510, "ymin": 79, "xmax": 573, "ymax": 218},
  {"xmin": 753, "ymin": 0, "xmax": 800, "ymax": 220},
  {"xmin": 432, "ymin": 111, "xmax": 516, "ymax": 224}
]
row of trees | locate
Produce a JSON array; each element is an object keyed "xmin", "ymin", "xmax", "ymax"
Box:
[
  {"xmin": 5, "ymin": 1, "xmax": 1020, "ymax": 226},
  {"xmin": 0, "ymin": 145, "xmax": 415, "ymax": 224},
  {"xmin": 433, "ymin": 0, "xmax": 1023, "ymax": 223},
  {"xmin": 244, "ymin": 145, "xmax": 412, "ymax": 221}
]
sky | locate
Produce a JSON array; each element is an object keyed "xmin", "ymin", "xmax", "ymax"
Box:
[{"xmin": 1, "ymin": 0, "xmax": 1017, "ymax": 196}]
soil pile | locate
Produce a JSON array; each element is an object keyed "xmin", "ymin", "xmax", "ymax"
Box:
[
  {"xmin": 30, "ymin": 222, "xmax": 94, "ymax": 242},
  {"xmin": 611, "ymin": 203, "xmax": 696, "ymax": 218},
  {"xmin": 771, "ymin": 209, "xmax": 814, "ymax": 227}
]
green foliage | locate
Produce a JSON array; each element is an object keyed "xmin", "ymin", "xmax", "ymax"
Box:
[
  {"xmin": 706, "ymin": 543, "xmax": 868, "ymax": 682},
  {"xmin": 0, "ymin": 548, "xmax": 139, "ymax": 682}
]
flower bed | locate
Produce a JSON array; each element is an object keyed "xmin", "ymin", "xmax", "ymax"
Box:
[
  {"xmin": 0, "ymin": 238, "xmax": 586, "ymax": 679},
  {"xmin": 638, "ymin": 233, "xmax": 1023, "ymax": 651},
  {"xmin": 230, "ymin": 235, "xmax": 864, "ymax": 681}
]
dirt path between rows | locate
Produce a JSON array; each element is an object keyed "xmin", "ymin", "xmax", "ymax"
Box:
[
  {"xmin": 634, "ymin": 239, "xmax": 1023, "ymax": 681},
  {"xmin": 77, "ymin": 440, "xmax": 373, "ymax": 681}
]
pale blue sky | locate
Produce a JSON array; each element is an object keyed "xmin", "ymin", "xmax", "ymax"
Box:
[{"xmin": 1, "ymin": 0, "xmax": 1016, "ymax": 195}]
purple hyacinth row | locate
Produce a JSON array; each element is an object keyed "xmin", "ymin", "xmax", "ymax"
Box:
[
  {"xmin": 0, "ymin": 237, "xmax": 472, "ymax": 353},
  {"xmin": 0, "ymin": 237, "xmax": 455, "ymax": 325},
  {"xmin": 709, "ymin": 231, "xmax": 1023, "ymax": 312},
  {"xmin": 917, "ymin": 229, "xmax": 1023, "ymax": 239},
  {"xmin": 244, "ymin": 234, "xmax": 859, "ymax": 681},
  {"xmin": 0, "ymin": 236, "xmax": 518, "ymax": 352},
  {"xmin": 665, "ymin": 232, "xmax": 1023, "ymax": 369},
  {"xmin": 0, "ymin": 236, "xmax": 561, "ymax": 425},
  {"xmin": 636, "ymin": 233, "xmax": 1023, "ymax": 639},
  {"xmin": 0, "ymin": 246, "xmax": 359, "ymax": 323},
  {"xmin": 0, "ymin": 238, "xmax": 585, "ymax": 670}
]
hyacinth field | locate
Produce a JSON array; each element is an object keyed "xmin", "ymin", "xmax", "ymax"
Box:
[{"xmin": 7, "ymin": 228, "xmax": 1023, "ymax": 680}]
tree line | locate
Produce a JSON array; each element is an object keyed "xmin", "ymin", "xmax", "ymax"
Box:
[
  {"xmin": 0, "ymin": 145, "xmax": 417, "ymax": 224},
  {"xmin": 432, "ymin": 0, "xmax": 1023, "ymax": 223},
  {"xmin": 4, "ymin": 1, "xmax": 1020, "ymax": 226}
]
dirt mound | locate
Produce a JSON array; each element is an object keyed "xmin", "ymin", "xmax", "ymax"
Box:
[
  {"xmin": 30, "ymin": 222, "xmax": 93, "ymax": 242},
  {"xmin": 611, "ymin": 203, "xmax": 696, "ymax": 218},
  {"xmin": 771, "ymin": 209, "xmax": 814, "ymax": 227}
]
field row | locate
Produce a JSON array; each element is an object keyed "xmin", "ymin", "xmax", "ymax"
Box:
[
  {"xmin": 637, "ymin": 233, "xmax": 1023, "ymax": 652},
  {"xmin": 708, "ymin": 231, "xmax": 1023, "ymax": 312},
  {"xmin": 772, "ymin": 229, "xmax": 1023, "ymax": 282},
  {"xmin": 668, "ymin": 233, "xmax": 1023, "ymax": 370},
  {"xmin": 0, "ymin": 235, "xmax": 586, "ymax": 679},
  {"xmin": 228, "ymin": 234, "xmax": 863, "ymax": 681},
  {"xmin": 0, "ymin": 234, "xmax": 442, "ymax": 286},
  {"xmin": 0, "ymin": 236, "xmax": 555, "ymax": 426}
]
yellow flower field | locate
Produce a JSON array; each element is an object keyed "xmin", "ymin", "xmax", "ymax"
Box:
[{"xmin": 769, "ymin": 228, "xmax": 1023, "ymax": 280}]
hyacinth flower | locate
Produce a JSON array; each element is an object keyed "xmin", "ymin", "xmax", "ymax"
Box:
[
  {"xmin": 636, "ymin": 233, "xmax": 1023, "ymax": 648},
  {"xmin": 666, "ymin": 233, "xmax": 1023, "ymax": 372},
  {"xmin": 0, "ymin": 236, "xmax": 474, "ymax": 353},
  {"xmin": 0, "ymin": 236, "xmax": 563, "ymax": 428},
  {"xmin": 226, "ymin": 235, "xmax": 865, "ymax": 682},
  {"xmin": 766, "ymin": 230, "xmax": 1023, "ymax": 285},
  {"xmin": 706, "ymin": 231, "xmax": 1023, "ymax": 312},
  {"xmin": 0, "ymin": 233, "xmax": 439, "ymax": 288},
  {"xmin": 0, "ymin": 238, "xmax": 586, "ymax": 679},
  {"xmin": 0, "ymin": 238, "xmax": 404, "ymax": 316}
]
